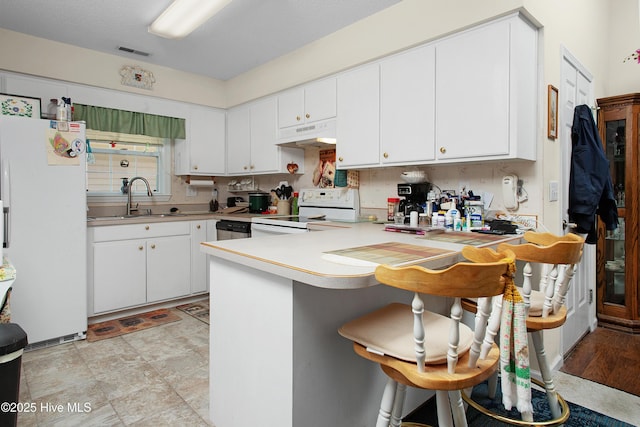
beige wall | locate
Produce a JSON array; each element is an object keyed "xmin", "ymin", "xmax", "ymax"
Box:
[{"xmin": 0, "ymin": 28, "xmax": 227, "ymax": 108}]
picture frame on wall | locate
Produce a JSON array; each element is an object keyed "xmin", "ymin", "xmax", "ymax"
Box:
[
  {"xmin": 0, "ymin": 93, "xmax": 42, "ymax": 119},
  {"xmin": 547, "ymin": 85, "xmax": 558, "ymax": 140}
]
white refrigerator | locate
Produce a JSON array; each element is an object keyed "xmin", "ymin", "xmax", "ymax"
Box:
[{"xmin": 0, "ymin": 116, "xmax": 87, "ymax": 346}]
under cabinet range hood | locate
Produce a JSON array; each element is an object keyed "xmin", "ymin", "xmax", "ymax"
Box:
[{"xmin": 277, "ymin": 118, "xmax": 337, "ymax": 148}]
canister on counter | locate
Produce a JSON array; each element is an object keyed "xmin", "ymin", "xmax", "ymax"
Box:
[
  {"xmin": 387, "ymin": 197, "xmax": 400, "ymax": 221},
  {"xmin": 418, "ymin": 213, "xmax": 430, "ymax": 227}
]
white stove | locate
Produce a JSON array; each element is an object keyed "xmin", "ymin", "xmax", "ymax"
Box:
[{"xmin": 251, "ymin": 188, "xmax": 360, "ymax": 237}]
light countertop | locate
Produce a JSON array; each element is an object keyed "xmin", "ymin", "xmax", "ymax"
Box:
[
  {"xmin": 86, "ymin": 211, "xmax": 257, "ymax": 227},
  {"xmin": 201, "ymin": 223, "xmax": 521, "ymax": 289}
]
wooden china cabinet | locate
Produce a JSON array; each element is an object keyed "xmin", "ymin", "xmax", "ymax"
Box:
[{"xmin": 596, "ymin": 93, "xmax": 640, "ymax": 332}]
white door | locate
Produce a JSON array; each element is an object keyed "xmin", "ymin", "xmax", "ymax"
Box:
[{"xmin": 559, "ymin": 48, "xmax": 596, "ymax": 355}]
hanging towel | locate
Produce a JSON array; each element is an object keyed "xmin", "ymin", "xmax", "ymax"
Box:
[
  {"xmin": 500, "ymin": 262, "xmax": 533, "ymax": 414},
  {"xmin": 569, "ymin": 104, "xmax": 618, "ymax": 244}
]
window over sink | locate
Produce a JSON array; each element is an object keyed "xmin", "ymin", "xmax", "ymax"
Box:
[{"xmin": 86, "ymin": 130, "xmax": 171, "ymax": 202}]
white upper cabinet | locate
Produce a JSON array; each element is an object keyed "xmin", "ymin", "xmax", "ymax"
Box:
[
  {"xmin": 228, "ymin": 96, "xmax": 304, "ymax": 175},
  {"xmin": 336, "ymin": 63, "xmax": 380, "ymax": 169},
  {"xmin": 227, "ymin": 104, "xmax": 252, "ymax": 174},
  {"xmin": 434, "ymin": 14, "xmax": 537, "ymax": 162},
  {"xmin": 175, "ymin": 105, "xmax": 226, "ymax": 175},
  {"xmin": 278, "ymin": 78, "xmax": 336, "ymax": 129},
  {"xmin": 249, "ymin": 96, "xmax": 280, "ymax": 173},
  {"xmin": 380, "ymin": 44, "xmax": 436, "ymax": 165}
]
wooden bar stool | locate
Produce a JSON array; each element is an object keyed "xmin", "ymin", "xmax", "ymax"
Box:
[
  {"xmin": 462, "ymin": 231, "xmax": 584, "ymax": 425},
  {"xmin": 338, "ymin": 246, "xmax": 515, "ymax": 427}
]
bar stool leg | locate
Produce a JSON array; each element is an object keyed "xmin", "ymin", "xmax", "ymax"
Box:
[
  {"xmin": 487, "ymin": 371, "xmax": 498, "ymax": 398},
  {"xmin": 377, "ymin": 377, "xmax": 398, "ymax": 427},
  {"xmin": 449, "ymin": 390, "xmax": 468, "ymax": 427},
  {"xmin": 390, "ymin": 383, "xmax": 406, "ymax": 427},
  {"xmin": 531, "ymin": 330, "xmax": 562, "ymax": 419},
  {"xmin": 435, "ymin": 390, "xmax": 454, "ymax": 427}
]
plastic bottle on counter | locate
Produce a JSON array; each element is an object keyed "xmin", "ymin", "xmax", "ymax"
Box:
[
  {"xmin": 291, "ymin": 192, "xmax": 299, "ymax": 215},
  {"xmin": 445, "ymin": 208, "xmax": 461, "ymax": 231},
  {"xmin": 387, "ymin": 197, "xmax": 400, "ymax": 221},
  {"xmin": 56, "ymin": 100, "xmax": 67, "ymax": 121},
  {"xmin": 409, "ymin": 211, "xmax": 419, "ymax": 228}
]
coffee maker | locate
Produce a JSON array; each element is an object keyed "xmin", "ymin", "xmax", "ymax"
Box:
[{"xmin": 398, "ymin": 182, "xmax": 431, "ymax": 219}]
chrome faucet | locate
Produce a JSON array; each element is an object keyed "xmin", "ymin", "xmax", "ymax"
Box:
[{"xmin": 126, "ymin": 176, "xmax": 153, "ymax": 216}]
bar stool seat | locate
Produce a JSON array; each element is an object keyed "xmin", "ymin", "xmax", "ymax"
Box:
[{"xmin": 339, "ymin": 246, "xmax": 515, "ymax": 427}]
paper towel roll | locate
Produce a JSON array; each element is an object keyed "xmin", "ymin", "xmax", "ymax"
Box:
[
  {"xmin": 188, "ymin": 181, "xmax": 215, "ymax": 187},
  {"xmin": 187, "ymin": 178, "xmax": 215, "ymax": 187}
]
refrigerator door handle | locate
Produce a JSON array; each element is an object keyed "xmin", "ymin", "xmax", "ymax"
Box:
[{"xmin": 2, "ymin": 160, "xmax": 10, "ymax": 249}]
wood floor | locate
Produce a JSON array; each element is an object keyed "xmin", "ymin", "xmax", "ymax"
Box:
[{"xmin": 561, "ymin": 326, "xmax": 640, "ymax": 396}]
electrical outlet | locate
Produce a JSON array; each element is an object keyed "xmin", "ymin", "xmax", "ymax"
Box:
[{"xmin": 549, "ymin": 181, "xmax": 559, "ymax": 202}]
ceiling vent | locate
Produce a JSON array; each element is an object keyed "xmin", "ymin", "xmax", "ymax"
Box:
[{"xmin": 117, "ymin": 46, "xmax": 150, "ymax": 57}]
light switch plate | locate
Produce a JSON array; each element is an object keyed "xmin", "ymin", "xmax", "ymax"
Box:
[{"xmin": 549, "ymin": 181, "xmax": 559, "ymax": 202}]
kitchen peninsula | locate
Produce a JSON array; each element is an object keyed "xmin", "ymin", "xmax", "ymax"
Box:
[{"xmin": 201, "ymin": 223, "xmax": 519, "ymax": 427}]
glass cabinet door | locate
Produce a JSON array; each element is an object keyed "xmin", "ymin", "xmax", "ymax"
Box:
[
  {"xmin": 597, "ymin": 93, "xmax": 640, "ymax": 332},
  {"xmin": 603, "ymin": 119, "xmax": 626, "ymax": 306}
]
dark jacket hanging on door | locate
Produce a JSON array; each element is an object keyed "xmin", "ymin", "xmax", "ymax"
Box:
[{"xmin": 569, "ymin": 104, "xmax": 618, "ymax": 244}]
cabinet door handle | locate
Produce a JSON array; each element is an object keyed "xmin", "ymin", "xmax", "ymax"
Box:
[
  {"xmin": 138, "ymin": 246, "xmax": 144, "ymax": 251},
  {"xmin": 196, "ymin": 224, "xmax": 201, "ymax": 229},
  {"xmin": 439, "ymin": 147, "xmax": 447, "ymax": 154},
  {"xmin": 150, "ymin": 244, "xmax": 156, "ymax": 249},
  {"xmin": 145, "ymin": 225, "xmax": 150, "ymax": 230},
  {"xmin": 305, "ymin": 113, "xmax": 310, "ymax": 119},
  {"xmin": 296, "ymin": 116, "xmax": 301, "ymax": 121},
  {"xmin": 383, "ymin": 152, "xmax": 389, "ymax": 158},
  {"xmin": 193, "ymin": 165, "xmax": 198, "ymax": 170},
  {"xmin": 243, "ymin": 166, "xmax": 248, "ymax": 170},
  {"xmin": 338, "ymin": 157, "xmax": 344, "ymax": 162}
]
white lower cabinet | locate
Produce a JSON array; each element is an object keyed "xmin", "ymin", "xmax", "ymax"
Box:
[
  {"xmin": 93, "ymin": 239, "xmax": 147, "ymax": 313},
  {"xmin": 146, "ymin": 235, "xmax": 191, "ymax": 302},
  {"xmin": 190, "ymin": 220, "xmax": 212, "ymax": 294},
  {"xmin": 89, "ymin": 221, "xmax": 193, "ymax": 315}
]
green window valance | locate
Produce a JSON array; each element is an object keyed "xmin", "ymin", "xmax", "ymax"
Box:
[{"xmin": 74, "ymin": 103, "xmax": 186, "ymax": 139}]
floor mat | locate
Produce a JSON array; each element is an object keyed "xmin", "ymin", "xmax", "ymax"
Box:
[
  {"xmin": 87, "ymin": 308, "xmax": 181, "ymax": 342},
  {"xmin": 176, "ymin": 300, "xmax": 209, "ymax": 324},
  {"xmin": 405, "ymin": 379, "xmax": 636, "ymax": 426}
]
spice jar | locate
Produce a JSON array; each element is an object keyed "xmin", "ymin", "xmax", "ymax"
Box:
[{"xmin": 387, "ymin": 197, "xmax": 400, "ymax": 222}]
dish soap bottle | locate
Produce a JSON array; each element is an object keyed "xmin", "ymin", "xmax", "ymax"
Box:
[{"xmin": 291, "ymin": 192, "xmax": 299, "ymax": 215}]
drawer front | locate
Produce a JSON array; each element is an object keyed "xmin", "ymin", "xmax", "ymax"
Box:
[{"xmin": 91, "ymin": 221, "xmax": 190, "ymax": 242}]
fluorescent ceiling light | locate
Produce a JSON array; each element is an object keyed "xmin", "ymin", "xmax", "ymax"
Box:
[{"xmin": 149, "ymin": 0, "xmax": 232, "ymax": 39}]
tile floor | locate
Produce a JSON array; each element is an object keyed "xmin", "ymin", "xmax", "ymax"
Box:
[
  {"xmin": 16, "ymin": 309, "xmax": 210, "ymax": 426},
  {"xmin": 13, "ymin": 308, "xmax": 640, "ymax": 426}
]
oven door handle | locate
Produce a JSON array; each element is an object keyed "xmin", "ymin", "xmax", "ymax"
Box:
[{"xmin": 251, "ymin": 223, "xmax": 309, "ymax": 235}]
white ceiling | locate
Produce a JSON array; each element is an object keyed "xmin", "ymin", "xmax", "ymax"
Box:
[{"xmin": 0, "ymin": 0, "xmax": 401, "ymax": 81}]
